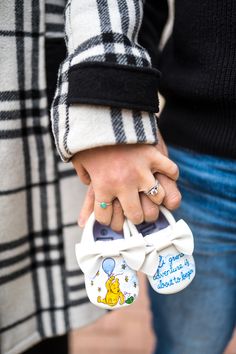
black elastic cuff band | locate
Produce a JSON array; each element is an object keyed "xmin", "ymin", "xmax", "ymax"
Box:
[{"xmin": 68, "ymin": 62, "xmax": 161, "ymax": 113}]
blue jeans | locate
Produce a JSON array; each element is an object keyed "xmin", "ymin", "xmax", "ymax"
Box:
[{"xmin": 149, "ymin": 146, "xmax": 236, "ymax": 354}]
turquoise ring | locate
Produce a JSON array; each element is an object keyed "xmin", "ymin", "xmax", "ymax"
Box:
[{"xmin": 96, "ymin": 201, "xmax": 113, "ymax": 209}]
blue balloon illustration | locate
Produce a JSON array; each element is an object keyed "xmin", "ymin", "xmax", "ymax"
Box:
[{"xmin": 102, "ymin": 258, "xmax": 115, "ymax": 277}]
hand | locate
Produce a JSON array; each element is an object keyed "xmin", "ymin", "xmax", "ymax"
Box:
[
  {"xmin": 77, "ymin": 131, "xmax": 181, "ymax": 232},
  {"xmin": 72, "ymin": 142, "xmax": 180, "ymax": 230},
  {"xmin": 154, "ymin": 130, "xmax": 182, "ymax": 211}
]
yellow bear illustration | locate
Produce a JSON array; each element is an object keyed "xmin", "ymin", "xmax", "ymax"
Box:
[{"xmin": 97, "ymin": 276, "xmax": 125, "ymax": 307}]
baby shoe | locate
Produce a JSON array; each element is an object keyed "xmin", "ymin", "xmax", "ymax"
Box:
[
  {"xmin": 135, "ymin": 206, "xmax": 196, "ymax": 294},
  {"xmin": 75, "ymin": 213, "xmax": 146, "ymax": 310}
]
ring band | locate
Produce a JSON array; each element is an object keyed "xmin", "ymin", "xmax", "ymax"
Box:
[
  {"xmin": 144, "ymin": 179, "xmax": 160, "ymax": 196},
  {"xmin": 96, "ymin": 201, "xmax": 113, "ymax": 209}
]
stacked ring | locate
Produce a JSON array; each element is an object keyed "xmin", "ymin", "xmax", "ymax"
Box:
[{"xmin": 144, "ymin": 179, "xmax": 160, "ymax": 196}]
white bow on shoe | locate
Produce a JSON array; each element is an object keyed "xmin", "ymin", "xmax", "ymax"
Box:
[
  {"xmin": 134, "ymin": 206, "xmax": 196, "ymax": 294},
  {"xmin": 76, "ymin": 234, "xmax": 145, "ymax": 278},
  {"xmin": 141, "ymin": 219, "xmax": 194, "ymax": 276}
]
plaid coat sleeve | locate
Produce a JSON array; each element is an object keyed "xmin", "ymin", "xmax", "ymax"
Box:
[{"xmin": 51, "ymin": 0, "xmax": 161, "ymax": 162}]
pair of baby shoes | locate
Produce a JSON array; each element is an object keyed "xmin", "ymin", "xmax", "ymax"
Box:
[{"xmin": 75, "ymin": 206, "xmax": 195, "ymax": 310}]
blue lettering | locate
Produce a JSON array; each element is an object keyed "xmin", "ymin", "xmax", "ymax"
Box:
[
  {"xmin": 168, "ymin": 253, "xmax": 184, "ymax": 264},
  {"xmin": 158, "ymin": 255, "xmax": 165, "ymax": 269},
  {"xmin": 157, "ymin": 278, "xmax": 175, "ymax": 289},
  {"xmin": 181, "ymin": 269, "xmax": 193, "ymax": 280}
]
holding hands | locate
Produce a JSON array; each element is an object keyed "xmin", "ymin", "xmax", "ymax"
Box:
[{"xmin": 72, "ymin": 133, "xmax": 181, "ymax": 231}]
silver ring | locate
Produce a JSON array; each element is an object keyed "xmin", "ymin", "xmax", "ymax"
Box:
[
  {"xmin": 144, "ymin": 179, "xmax": 160, "ymax": 196},
  {"xmin": 96, "ymin": 201, "xmax": 113, "ymax": 209}
]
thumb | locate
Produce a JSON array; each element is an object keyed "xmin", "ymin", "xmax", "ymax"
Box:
[{"xmin": 72, "ymin": 159, "xmax": 91, "ymax": 185}]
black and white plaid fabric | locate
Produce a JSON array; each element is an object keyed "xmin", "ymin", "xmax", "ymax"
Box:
[
  {"xmin": 51, "ymin": 0, "xmax": 158, "ymax": 162},
  {"xmin": 45, "ymin": 0, "xmax": 66, "ymax": 38},
  {"xmin": 0, "ymin": 2, "xmax": 105, "ymax": 354},
  {"xmin": 0, "ymin": 0, "xmax": 159, "ymax": 353}
]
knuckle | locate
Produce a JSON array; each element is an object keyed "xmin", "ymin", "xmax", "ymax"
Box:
[
  {"xmin": 93, "ymin": 179, "xmax": 106, "ymax": 192},
  {"xmin": 122, "ymin": 172, "xmax": 138, "ymax": 186},
  {"xmin": 107, "ymin": 167, "xmax": 139, "ymax": 188},
  {"xmin": 166, "ymin": 191, "xmax": 182, "ymax": 209},
  {"xmin": 94, "ymin": 178, "xmax": 116, "ymax": 193},
  {"xmin": 130, "ymin": 211, "xmax": 144, "ymax": 225},
  {"xmin": 145, "ymin": 206, "xmax": 158, "ymax": 221},
  {"xmin": 103, "ymin": 173, "xmax": 119, "ymax": 186},
  {"xmin": 113, "ymin": 170, "xmax": 130, "ymax": 184}
]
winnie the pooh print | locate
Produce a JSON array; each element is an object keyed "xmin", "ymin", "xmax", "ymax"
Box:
[{"xmin": 97, "ymin": 276, "xmax": 125, "ymax": 307}]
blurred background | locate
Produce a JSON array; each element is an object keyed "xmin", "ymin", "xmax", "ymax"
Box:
[{"xmin": 70, "ymin": 274, "xmax": 236, "ymax": 354}]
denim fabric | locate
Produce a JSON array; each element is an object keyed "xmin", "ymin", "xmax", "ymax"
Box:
[{"xmin": 149, "ymin": 146, "xmax": 236, "ymax": 354}]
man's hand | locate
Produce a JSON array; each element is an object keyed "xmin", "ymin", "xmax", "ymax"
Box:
[{"xmin": 155, "ymin": 131, "xmax": 182, "ymax": 211}]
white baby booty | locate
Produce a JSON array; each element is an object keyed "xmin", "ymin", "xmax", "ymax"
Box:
[
  {"xmin": 136, "ymin": 206, "xmax": 196, "ymax": 294},
  {"xmin": 75, "ymin": 213, "xmax": 146, "ymax": 310}
]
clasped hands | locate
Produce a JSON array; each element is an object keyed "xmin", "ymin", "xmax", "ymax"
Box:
[{"xmin": 72, "ymin": 133, "xmax": 181, "ymax": 232}]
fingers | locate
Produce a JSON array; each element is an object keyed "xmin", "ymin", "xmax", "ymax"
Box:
[
  {"xmin": 118, "ymin": 190, "xmax": 144, "ymax": 225},
  {"xmin": 94, "ymin": 189, "xmax": 144, "ymax": 230},
  {"xmin": 147, "ymin": 182, "xmax": 165, "ymax": 205},
  {"xmin": 140, "ymin": 193, "xmax": 159, "ymax": 222},
  {"xmin": 140, "ymin": 175, "xmax": 165, "ymax": 206},
  {"xmin": 110, "ymin": 199, "xmax": 125, "ymax": 232},
  {"xmin": 79, "ymin": 175, "xmax": 180, "ymax": 233},
  {"xmin": 157, "ymin": 173, "xmax": 182, "ymax": 210},
  {"xmin": 150, "ymin": 150, "xmax": 179, "ymax": 181},
  {"xmin": 78, "ymin": 185, "xmax": 125, "ymax": 232},
  {"xmin": 78, "ymin": 185, "xmax": 95, "ymax": 227},
  {"xmin": 79, "ymin": 177, "xmax": 180, "ymax": 235},
  {"xmin": 94, "ymin": 191, "xmax": 114, "ymax": 226}
]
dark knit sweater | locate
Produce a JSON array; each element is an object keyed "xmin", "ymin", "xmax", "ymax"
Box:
[
  {"xmin": 48, "ymin": 0, "xmax": 236, "ymax": 159},
  {"xmin": 139, "ymin": 0, "xmax": 236, "ymax": 158}
]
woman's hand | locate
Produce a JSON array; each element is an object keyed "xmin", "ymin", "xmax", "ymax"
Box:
[{"xmin": 72, "ymin": 139, "xmax": 181, "ymax": 230}]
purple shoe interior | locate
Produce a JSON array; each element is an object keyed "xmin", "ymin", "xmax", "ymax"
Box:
[
  {"xmin": 136, "ymin": 211, "xmax": 169, "ymax": 236},
  {"xmin": 93, "ymin": 211, "xmax": 169, "ymax": 241},
  {"xmin": 93, "ymin": 222, "xmax": 124, "ymax": 241}
]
